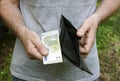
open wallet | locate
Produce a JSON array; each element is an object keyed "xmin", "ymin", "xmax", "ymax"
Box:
[{"xmin": 59, "ymin": 15, "xmax": 92, "ymax": 74}]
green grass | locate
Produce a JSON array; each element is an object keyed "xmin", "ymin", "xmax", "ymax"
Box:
[
  {"xmin": 97, "ymin": 25, "xmax": 120, "ymax": 81},
  {"xmin": 0, "ymin": 32, "xmax": 15, "ymax": 81},
  {"xmin": 0, "ymin": 54, "xmax": 12, "ymax": 81},
  {"xmin": 97, "ymin": 9, "xmax": 120, "ymax": 81}
]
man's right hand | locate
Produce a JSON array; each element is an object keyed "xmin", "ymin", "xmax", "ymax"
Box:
[
  {"xmin": 19, "ymin": 28, "xmax": 48, "ymax": 61},
  {"xmin": 0, "ymin": 0, "xmax": 48, "ymax": 61}
]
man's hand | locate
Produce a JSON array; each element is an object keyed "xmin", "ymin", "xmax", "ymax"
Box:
[
  {"xmin": 77, "ymin": 14, "xmax": 99, "ymax": 57},
  {"xmin": 76, "ymin": 0, "xmax": 120, "ymax": 57},
  {"xmin": 0, "ymin": 0, "xmax": 48, "ymax": 61},
  {"xmin": 19, "ymin": 28, "xmax": 48, "ymax": 61}
]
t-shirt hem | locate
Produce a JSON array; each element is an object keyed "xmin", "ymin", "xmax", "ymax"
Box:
[
  {"xmin": 11, "ymin": 70, "xmax": 44, "ymax": 81},
  {"xmin": 11, "ymin": 70, "xmax": 100, "ymax": 81}
]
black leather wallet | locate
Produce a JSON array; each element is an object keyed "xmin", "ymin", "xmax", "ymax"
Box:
[{"xmin": 59, "ymin": 15, "xmax": 92, "ymax": 74}]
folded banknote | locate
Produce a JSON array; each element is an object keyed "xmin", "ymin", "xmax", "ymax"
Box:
[{"xmin": 41, "ymin": 29, "xmax": 63, "ymax": 65}]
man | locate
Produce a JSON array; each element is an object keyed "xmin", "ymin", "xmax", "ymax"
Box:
[{"xmin": 0, "ymin": 0, "xmax": 120, "ymax": 81}]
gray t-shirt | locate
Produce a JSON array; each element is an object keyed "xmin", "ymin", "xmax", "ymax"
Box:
[{"xmin": 10, "ymin": 0, "xmax": 100, "ymax": 81}]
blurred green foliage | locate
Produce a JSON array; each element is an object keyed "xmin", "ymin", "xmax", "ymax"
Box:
[
  {"xmin": 0, "ymin": 54, "xmax": 12, "ymax": 81},
  {"xmin": 96, "ymin": 9, "xmax": 120, "ymax": 81}
]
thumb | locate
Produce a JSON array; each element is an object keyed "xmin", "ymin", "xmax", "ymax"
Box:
[{"xmin": 76, "ymin": 23, "xmax": 90, "ymax": 37}]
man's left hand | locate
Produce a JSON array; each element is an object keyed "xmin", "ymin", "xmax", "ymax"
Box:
[{"xmin": 77, "ymin": 14, "xmax": 99, "ymax": 58}]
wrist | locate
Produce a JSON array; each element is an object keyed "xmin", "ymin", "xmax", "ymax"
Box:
[
  {"xmin": 15, "ymin": 25, "xmax": 28, "ymax": 40},
  {"xmin": 90, "ymin": 13, "xmax": 101, "ymax": 25},
  {"xmin": 85, "ymin": 14, "xmax": 100, "ymax": 29}
]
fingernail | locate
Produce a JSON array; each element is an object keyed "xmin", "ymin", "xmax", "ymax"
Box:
[
  {"xmin": 43, "ymin": 49, "xmax": 49, "ymax": 55},
  {"xmin": 77, "ymin": 32, "xmax": 82, "ymax": 36},
  {"xmin": 79, "ymin": 32, "xmax": 82, "ymax": 36}
]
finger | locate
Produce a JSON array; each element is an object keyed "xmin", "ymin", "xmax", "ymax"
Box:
[
  {"xmin": 81, "ymin": 54, "xmax": 88, "ymax": 58},
  {"xmin": 76, "ymin": 21, "xmax": 90, "ymax": 37},
  {"xmin": 79, "ymin": 31, "xmax": 91, "ymax": 54},
  {"xmin": 79, "ymin": 44, "xmax": 90, "ymax": 58},
  {"xmin": 79, "ymin": 33, "xmax": 89, "ymax": 53},
  {"xmin": 79, "ymin": 46, "xmax": 89, "ymax": 58},
  {"xmin": 33, "ymin": 39, "xmax": 48, "ymax": 56},
  {"xmin": 79, "ymin": 45, "xmax": 87, "ymax": 54},
  {"xmin": 27, "ymin": 50, "xmax": 41, "ymax": 60},
  {"xmin": 84, "ymin": 29, "xmax": 95, "ymax": 53},
  {"xmin": 79, "ymin": 35, "xmax": 86, "ymax": 46},
  {"xmin": 26, "ymin": 43, "xmax": 43, "ymax": 61},
  {"xmin": 29, "ymin": 47, "xmax": 43, "ymax": 61},
  {"xmin": 27, "ymin": 54, "xmax": 36, "ymax": 60}
]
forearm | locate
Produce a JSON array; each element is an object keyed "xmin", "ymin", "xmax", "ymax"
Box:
[
  {"xmin": 0, "ymin": 0, "xmax": 27, "ymax": 39},
  {"xmin": 94, "ymin": 0, "xmax": 120, "ymax": 24}
]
